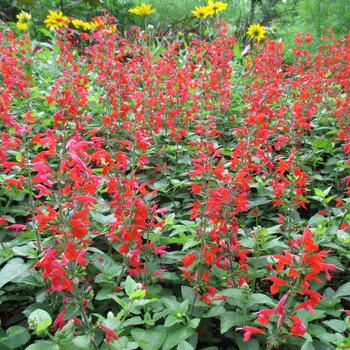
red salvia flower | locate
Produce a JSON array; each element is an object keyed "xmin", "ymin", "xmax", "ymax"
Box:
[
  {"xmin": 236, "ymin": 326, "xmax": 265, "ymax": 342},
  {"xmin": 290, "ymin": 315, "xmax": 306, "ymax": 336},
  {"xmin": 98, "ymin": 324, "xmax": 119, "ymax": 344}
]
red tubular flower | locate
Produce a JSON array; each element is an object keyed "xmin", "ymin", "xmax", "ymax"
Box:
[
  {"xmin": 266, "ymin": 276, "xmax": 288, "ymax": 295},
  {"xmin": 181, "ymin": 253, "xmax": 197, "ymax": 268},
  {"xmin": 257, "ymin": 309, "xmax": 275, "ymax": 326},
  {"xmin": 53, "ymin": 310, "xmax": 67, "ymax": 330},
  {"xmin": 302, "ymin": 227, "xmax": 319, "ymax": 252},
  {"xmin": 118, "ymin": 242, "xmax": 129, "ymax": 254},
  {"xmin": 257, "ymin": 293, "xmax": 289, "ymax": 327},
  {"xmin": 290, "ymin": 315, "xmax": 306, "ymax": 336},
  {"xmin": 274, "ymin": 250, "xmax": 293, "ymax": 271},
  {"xmin": 236, "ymin": 326, "xmax": 265, "ymax": 342},
  {"xmin": 64, "ymin": 241, "xmax": 87, "ymax": 266},
  {"xmin": 295, "ymin": 289, "xmax": 322, "ymax": 314},
  {"xmin": 99, "ymin": 324, "xmax": 119, "ymax": 344}
]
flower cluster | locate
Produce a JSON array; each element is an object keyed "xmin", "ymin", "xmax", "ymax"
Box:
[
  {"xmin": 42, "ymin": 11, "xmax": 117, "ymax": 33},
  {"xmin": 192, "ymin": 0, "xmax": 228, "ymax": 19}
]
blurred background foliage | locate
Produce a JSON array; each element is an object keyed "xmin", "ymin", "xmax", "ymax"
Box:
[{"xmin": 0, "ymin": 0, "xmax": 349, "ymax": 52}]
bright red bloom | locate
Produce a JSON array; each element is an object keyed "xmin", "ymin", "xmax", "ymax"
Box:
[
  {"xmin": 274, "ymin": 250, "xmax": 293, "ymax": 271},
  {"xmin": 53, "ymin": 310, "xmax": 67, "ymax": 330},
  {"xmin": 266, "ymin": 276, "xmax": 288, "ymax": 295},
  {"xmin": 257, "ymin": 309, "xmax": 275, "ymax": 326},
  {"xmin": 99, "ymin": 324, "xmax": 119, "ymax": 344},
  {"xmin": 237, "ymin": 326, "xmax": 265, "ymax": 342},
  {"xmin": 118, "ymin": 242, "xmax": 129, "ymax": 254},
  {"xmin": 290, "ymin": 315, "xmax": 306, "ymax": 336},
  {"xmin": 302, "ymin": 227, "xmax": 319, "ymax": 252},
  {"xmin": 295, "ymin": 289, "xmax": 322, "ymax": 313},
  {"xmin": 63, "ymin": 241, "xmax": 87, "ymax": 266},
  {"xmin": 182, "ymin": 253, "xmax": 197, "ymax": 268}
]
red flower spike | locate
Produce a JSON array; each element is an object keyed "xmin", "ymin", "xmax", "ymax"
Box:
[
  {"xmin": 181, "ymin": 253, "xmax": 197, "ymax": 268},
  {"xmin": 302, "ymin": 227, "xmax": 319, "ymax": 252}
]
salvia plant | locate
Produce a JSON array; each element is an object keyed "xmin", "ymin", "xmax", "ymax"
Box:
[{"xmin": 0, "ymin": 13, "xmax": 349, "ymax": 350}]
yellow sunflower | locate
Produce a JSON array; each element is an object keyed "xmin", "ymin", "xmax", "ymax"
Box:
[
  {"xmin": 16, "ymin": 11, "xmax": 31, "ymax": 31},
  {"xmin": 207, "ymin": 0, "xmax": 228, "ymax": 15},
  {"xmin": 72, "ymin": 19, "xmax": 92, "ymax": 31},
  {"xmin": 16, "ymin": 22, "xmax": 29, "ymax": 31},
  {"xmin": 16, "ymin": 11, "xmax": 31, "ymax": 23},
  {"xmin": 44, "ymin": 10, "xmax": 70, "ymax": 30},
  {"xmin": 128, "ymin": 3, "xmax": 156, "ymax": 16},
  {"xmin": 246, "ymin": 23, "xmax": 266, "ymax": 42},
  {"xmin": 192, "ymin": 5, "xmax": 211, "ymax": 19}
]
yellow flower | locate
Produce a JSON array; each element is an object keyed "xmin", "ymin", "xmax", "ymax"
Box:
[
  {"xmin": 90, "ymin": 19, "xmax": 103, "ymax": 29},
  {"xmin": 109, "ymin": 24, "xmax": 117, "ymax": 33},
  {"xmin": 44, "ymin": 10, "xmax": 70, "ymax": 30},
  {"xmin": 16, "ymin": 11, "xmax": 31, "ymax": 31},
  {"xmin": 128, "ymin": 3, "xmax": 156, "ymax": 16},
  {"xmin": 246, "ymin": 23, "xmax": 266, "ymax": 42},
  {"xmin": 207, "ymin": 0, "xmax": 228, "ymax": 15},
  {"xmin": 72, "ymin": 18, "xmax": 92, "ymax": 31},
  {"xmin": 16, "ymin": 22, "xmax": 29, "ymax": 31},
  {"xmin": 192, "ymin": 5, "xmax": 211, "ymax": 19},
  {"xmin": 16, "ymin": 11, "xmax": 31, "ymax": 23}
]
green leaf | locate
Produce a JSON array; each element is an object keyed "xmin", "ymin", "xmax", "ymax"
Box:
[
  {"xmin": 124, "ymin": 276, "xmax": 138, "ymax": 296},
  {"xmin": 131, "ymin": 326, "xmax": 167, "ymax": 350},
  {"xmin": 233, "ymin": 44, "xmax": 241, "ymax": 60},
  {"xmin": 236, "ymin": 336, "xmax": 260, "ymax": 350},
  {"xmin": 90, "ymin": 211, "xmax": 115, "ymax": 225},
  {"xmin": 0, "ymin": 258, "xmax": 29, "ymax": 288},
  {"xmin": 181, "ymin": 286, "xmax": 195, "ymax": 305},
  {"xmin": 250, "ymin": 293, "xmax": 276, "ymax": 307},
  {"xmin": 308, "ymin": 324, "xmax": 327, "ymax": 337},
  {"xmin": 314, "ymin": 188, "xmax": 325, "ymax": 197},
  {"xmin": 323, "ymin": 319, "xmax": 347, "ymax": 333},
  {"xmin": 203, "ymin": 306, "xmax": 226, "ymax": 318},
  {"xmin": 25, "ymin": 341, "xmax": 59, "ymax": 350},
  {"xmin": 336, "ymin": 282, "xmax": 350, "ymax": 297},
  {"xmin": 28, "ymin": 309, "xmax": 52, "ymax": 335},
  {"xmin": 177, "ymin": 340, "xmax": 194, "ymax": 350},
  {"xmin": 89, "ymin": 249, "xmax": 121, "ymax": 277},
  {"xmin": 312, "ymin": 138, "xmax": 333, "ymax": 152},
  {"xmin": 188, "ymin": 318, "xmax": 200, "ymax": 329},
  {"xmin": 0, "ymin": 325, "xmax": 30, "ymax": 349},
  {"xmin": 300, "ymin": 340, "xmax": 315, "ymax": 350},
  {"xmin": 72, "ymin": 335, "xmax": 91, "ymax": 349},
  {"xmin": 220, "ymin": 312, "xmax": 240, "ymax": 333},
  {"xmin": 12, "ymin": 243, "xmax": 36, "ymax": 257},
  {"xmin": 113, "ymin": 336, "xmax": 139, "ymax": 350},
  {"xmin": 164, "ymin": 314, "xmax": 182, "ymax": 327},
  {"xmin": 218, "ymin": 288, "xmax": 242, "ymax": 298},
  {"xmin": 123, "ymin": 316, "xmax": 143, "ymax": 327},
  {"xmin": 162, "ymin": 326, "xmax": 194, "ymax": 350},
  {"xmin": 130, "ymin": 289, "xmax": 146, "ymax": 300}
]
